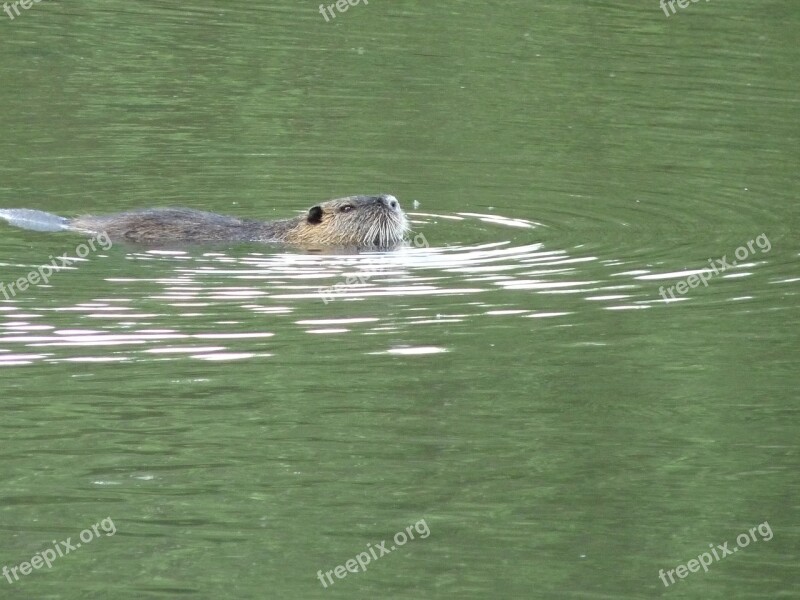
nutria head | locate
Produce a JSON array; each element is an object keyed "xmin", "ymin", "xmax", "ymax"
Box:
[{"xmin": 285, "ymin": 194, "xmax": 409, "ymax": 249}]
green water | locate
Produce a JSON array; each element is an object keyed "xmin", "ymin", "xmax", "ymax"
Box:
[{"xmin": 1, "ymin": 1, "xmax": 798, "ymax": 598}]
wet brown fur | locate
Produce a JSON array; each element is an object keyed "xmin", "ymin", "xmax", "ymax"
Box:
[{"xmin": 69, "ymin": 195, "xmax": 409, "ymax": 249}]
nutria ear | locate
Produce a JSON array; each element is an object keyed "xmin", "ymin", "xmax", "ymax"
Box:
[{"xmin": 307, "ymin": 206, "xmax": 323, "ymax": 224}]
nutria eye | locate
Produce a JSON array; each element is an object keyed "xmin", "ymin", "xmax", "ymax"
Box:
[{"xmin": 340, "ymin": 205, "xmax": 354, "ymax": 213}]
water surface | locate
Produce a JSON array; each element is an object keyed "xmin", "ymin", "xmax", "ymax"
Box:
[{"xmin": 0, "ymin": 1, "xmax": 798, "ymax": 598}]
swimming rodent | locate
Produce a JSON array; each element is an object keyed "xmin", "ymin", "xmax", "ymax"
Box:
[{"xmin": 0, "ymin": 195, "xmax": 410, "ymax": 249}]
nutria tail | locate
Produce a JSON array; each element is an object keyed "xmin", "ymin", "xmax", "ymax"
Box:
[{"xmin": 0, "ymin": 209, "xmax": 70, "ymax": 232}]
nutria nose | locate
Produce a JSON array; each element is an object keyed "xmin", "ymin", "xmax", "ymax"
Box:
[{"xmin": 378, "ymin": 194, "xmax": 400, "ymax": 210}]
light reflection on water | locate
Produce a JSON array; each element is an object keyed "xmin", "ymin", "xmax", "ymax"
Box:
[{"xmin": 0, "ymin": 212, "xmax": 786, "ymax": 368}]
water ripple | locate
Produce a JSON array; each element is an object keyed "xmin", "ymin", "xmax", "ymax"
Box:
[{"xmin": 0, "ymin": 212, "xmax": 792, "ymax": 366}]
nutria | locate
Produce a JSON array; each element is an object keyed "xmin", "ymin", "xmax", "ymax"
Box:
[{"xmin": 0, "ymin": 194, "xmax": 410, "ymax": 249}]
